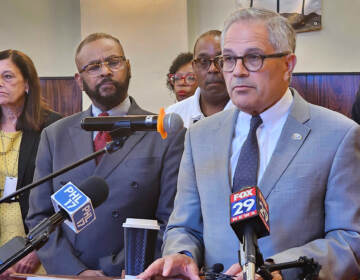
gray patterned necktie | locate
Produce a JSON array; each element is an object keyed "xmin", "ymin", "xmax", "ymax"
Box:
[{"xmin": 233, "ymin": 115, "xmax": 263, "ymax": 192}]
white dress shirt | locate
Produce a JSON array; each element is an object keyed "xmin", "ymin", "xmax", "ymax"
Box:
[
  {"xmin": 230, "ymin": 88, "xmax": 293, "ymax": 186},
  {"xmin": 91, "ymin": 96, "xmax": 131, "ymax": 139},
  {"xmin": 166, "ymin": 87, "xmax": 235, "ymax": 128}
]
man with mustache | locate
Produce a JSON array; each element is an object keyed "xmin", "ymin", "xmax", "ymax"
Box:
[
  {"xmin": 140, "ymin": 7, "xmax": 360, "ymax": 280},
  {"xmin": 166, "ymin": 30, "xmax": 233, "ymax": 128},
  {"xmin": 26, "ymin": 33, "xmax": 185, "ymax": 277}
]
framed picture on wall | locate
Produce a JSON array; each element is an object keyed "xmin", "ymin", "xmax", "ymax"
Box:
[{"xmin": 236, "ymin": 0, "xmax": 322, "ymax": 33}]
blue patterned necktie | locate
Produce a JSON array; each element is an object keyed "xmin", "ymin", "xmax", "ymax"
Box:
[{"xmin": 233, "ymin": 115, "xmax": 263, "ymax": 192}]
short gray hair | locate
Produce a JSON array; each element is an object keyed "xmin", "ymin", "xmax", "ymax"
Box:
[{"xmin": 221, "ymin": 7, "xmax": 296, "ymax": 53}]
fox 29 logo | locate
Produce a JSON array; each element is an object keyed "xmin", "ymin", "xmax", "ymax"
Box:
[{"xmin": 230, "ymin": 188, "xmax": 257, "ymax": 222}]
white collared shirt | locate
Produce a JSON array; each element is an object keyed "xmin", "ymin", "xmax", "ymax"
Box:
[
  {"xmin": 91, "ymin": 96, "xmax": 131, "ymax": 139},
  {"xmin": 230, "ymin": 88, "xmax": 293, "ymax": 186},
  {"xmin": 166, "ymin": 87, "xmax": 235, "ymax": 128}
]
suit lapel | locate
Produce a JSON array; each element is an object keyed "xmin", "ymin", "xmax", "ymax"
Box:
[
  {"xmin": 259, "ymin": 89, "xmax": 311, "ymax": 198},
  {"xmin": 210, "ymin": 108, "xmax": 239, "ymax": 193},
  {"xmin": 67, "ymin": 108, "xmax": 97, "ymax": 178},
  {"xmin": 17, "ymin": 130, "xmax": 37, "ymax": 188},
  {"xmin": 94, "ymin": 131, "xmax": 146, "ymax": 178},
  {"xmin": 94, "ymin": 97, "xmax": 150, "ymax": 178}
]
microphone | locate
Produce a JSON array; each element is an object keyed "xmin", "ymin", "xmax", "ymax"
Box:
[
  {"xmin": 204, "ymin": 263, "xmax": 224, "ymax": 274},
  {"xmin": 0, "ymin": 176, "xmax": 109, "ymax": 273},
  {"xmin": 201, "ymin": 263, "xmax": 238, "ymax": 280},
  {"xmin": 200, "ymin": 263, "xmax": 226, "ymax": 279},
  {"xmin": 50, "ymin": 176, "xmax": 108, "ymax": 233},
  {"xmin": 28, "ymin": 176, "xmax": 109, "ymax": 239},
  {"xmin": 0, "ymin": 237, "xmax": 26, "ymax": 265},
  {"xmin": 81, "ymin": 108, "xmax": 184, "ymax": 139},
  {"xmin": 211, "ymin": 263, "xmax": 224, "ymax": 273},
  {"xmin": 229, "ymin": 186, "xmax": 269, "ymax": 280}
]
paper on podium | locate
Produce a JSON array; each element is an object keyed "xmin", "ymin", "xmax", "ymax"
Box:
[{"xmin": 11, "ymin": 273, "xmax": 122, "ymax": 280}]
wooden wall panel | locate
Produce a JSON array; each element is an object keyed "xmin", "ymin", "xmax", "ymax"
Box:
[
  {"xmin": 39, "ymin": 77, "xmax": 82, "ymax": 117},
  {"xmin": 39, "ymin": 73, "xmax": 360, "ymax": 119},
  {"xmin": 291, "ymin": 73, "xmax": 360, "ymax": 118}
]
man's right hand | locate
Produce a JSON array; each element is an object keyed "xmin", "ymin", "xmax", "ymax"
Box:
[{"xmin": 138, "ymin": 253, "xmax": 200, "ymax": 280}]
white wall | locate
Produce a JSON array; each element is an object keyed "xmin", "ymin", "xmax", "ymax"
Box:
[
  {"xmin": 187, "ymin": 0, "xmax": 360, "ymax": 72},
  {"xmin": 2, "ymin": 0, "xmax": 359, "ymax": 112},
  {"xmin": 0, "ymin": 0, "xmax": 81, "ymax": 76},
  {"xmin": 187, "ymin": 0, "xmax": 236, "ymax": 51},
  {"xmin": 295, "ymin": 0, "xmax": 360, "ymax": 72},
  {"xmin": 80, "ymin": 0, "xmax": 188, "ymax": 112}
]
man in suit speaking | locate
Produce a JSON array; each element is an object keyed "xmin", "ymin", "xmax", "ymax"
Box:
[
  {"xmin": 139, "ymin": 8, "xmax": 360, "ymax": 280},
  {"xmin": 26, "ymin": 33, "xmax": 185, "ymax": 276}
]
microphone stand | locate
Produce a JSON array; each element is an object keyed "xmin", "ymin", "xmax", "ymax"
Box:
[
  {"xmin": 0, "ymin": 212, "xmax": 64, "ymax": 273},
  {"xmin": 242, "ymin": 227, "xmax": 257, "ymax": 280},
  {"xmin": 0, "ymin": 128, "xmax": 133, "ymax": 273},
  {"xmin": 257, "ymin": 256, "xmax": 321, "ymax": 280},
  {"xmin": 0, "ymin": 128, "xmax": 132, "ymax": 204},
  {"xmin": 238, "ymin": 235, "xmax": 321, "ymax": 280},
  {"xmin": 241, "ymin": 226, "xmax": 266, "ymax": 280},
  {"xmin": 201, "ymin": 256, "xmax": 320, "ymax": 280}
]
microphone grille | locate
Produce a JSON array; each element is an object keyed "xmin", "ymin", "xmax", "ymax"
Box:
[
  {"xmin": 212, "ymin": 263, "xmax": 224, "ymax": 273},
  {"xmin": 79, "ymin": 176, "xmax": 109, "ymax": 208},
  {"xmin": 163, "ymin": 113, "xmax": 184, "ymax": 134}
]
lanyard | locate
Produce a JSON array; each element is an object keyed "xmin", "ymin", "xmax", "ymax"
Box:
[{"xmin": 0, "ymin": 130, "xmax": 20, "ymax": 177}]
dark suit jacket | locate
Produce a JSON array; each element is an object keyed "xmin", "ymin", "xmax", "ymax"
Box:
[
  {"xmin": 351, "ymin": 85, "xmax": 360, "ymax": 124},
  {"xmin": 26, "ymin": 97, "xmax": 185, "ymax": 276},
  {"xmin": 17, "ymin": 109, "xmax": 62, "ymax": 233}
]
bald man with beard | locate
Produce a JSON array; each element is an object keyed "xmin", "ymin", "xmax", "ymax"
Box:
[{"xmin": 26, "ymin": 33, "xmax": 185, "ymax": 277}]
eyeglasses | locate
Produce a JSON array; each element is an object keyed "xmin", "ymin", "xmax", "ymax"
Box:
[
  {"xmin": 80, "ymin": 56, "xmax": 127, "ymax": 76},
  {"xmin": 193, "ymin": 57, "xmax": 222, "ymax": 71},
  {"xmin": 168, "ymin": 73, "xmax": 197, "ymax": 85},
  {"xmin": 215, "ymin": 52, "xmax": 290, "ymax": 72}
]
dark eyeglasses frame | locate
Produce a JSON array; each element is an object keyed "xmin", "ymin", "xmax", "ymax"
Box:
[
  {"xmin": 80, "ymin": 56, "xmax": 127, "ymax": 75},
  {"xmin": 216, "ymin": 52, "xmax": 290, "ymax": 72},
  {"xmin": 192, "ymin": 57, "xmax": 222, "ymax": 71},
  {"xmin": 168, "ymin": 72, "xmax": 197, "ymax": 85}
]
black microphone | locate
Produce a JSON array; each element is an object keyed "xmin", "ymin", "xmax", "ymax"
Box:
[
  {"xmin": 28, "ymin": 176, "xmax": 109, "ymax": 239},
  {"xmin": 202, "ymin": 263, "xmax": 239, "ymax": 280},
  {"xmin": 211, "ymin": 263, "xmax": 224, "ymax": 273},
  {"xmin": 81, "ymin": 111, "xmax": 184, "ymax": 138},
  {"xmin": 0, "ymin": 176, "xmax": 109, "ymax": 273},
  {"xmin": 229, "ymin": 186, "xmax": 269, "ymax": 280},
  {"xmin": 201, "ymin": 263, "xmax": 227, "ymax": 280},
  {"xmin": 0, "ymin": 237, "xmax": 26, "ymax": 266}
]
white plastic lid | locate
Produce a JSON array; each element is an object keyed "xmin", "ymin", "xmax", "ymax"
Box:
[{"xmin": 122, "ymin": 218, "xmax": 160, "ymax": 230}]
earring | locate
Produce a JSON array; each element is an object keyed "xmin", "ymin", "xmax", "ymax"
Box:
[{"xmin": 25, "ymin": 89, "xmax": 29, "ymax": 95}]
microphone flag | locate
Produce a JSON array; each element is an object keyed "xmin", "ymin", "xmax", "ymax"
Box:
[
  {"xmin": 230, "ymin": 186, "xmax": 269, "ymax": 240},
  {"xmin": 51, "ymin": 182, "xmax": 96, "ymax": 233}
]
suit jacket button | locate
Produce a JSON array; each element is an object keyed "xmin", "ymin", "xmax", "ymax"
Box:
[
  {"xmin": 130, "ymin": 181, "xmax": 139, "ymax": 188},
  {"xmin": 112, "ymin": 210, "xmax": 120, "ymax": 219}
]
